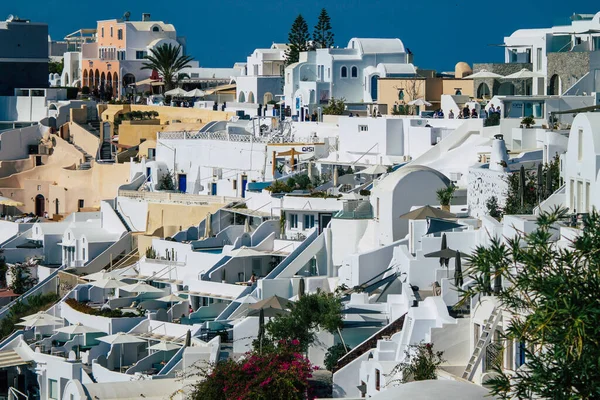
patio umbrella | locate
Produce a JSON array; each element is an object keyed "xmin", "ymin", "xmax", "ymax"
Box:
[
  {"xmin": 247, "ymin": 307, "xmax": 290, "ymax": 318},
  {"xmin": 164, "ymin": 88, "xmax": 187, "ymax": 97},
  {"xmin": 424, "ymin": 248, "xmax": 468, "ymax": 260},
  {"xmin": 249, "ymin": 295, "xmax": 292, "ymax": 311},
  {"xmin": 55, "ymin": 323, "xmax": 103, "ymax": 335},
  {"xmin": 82, "ymin": 270, "xmax": 111, "ymax": 281},
  {"xmin": 298, "ymin": 278, "xmax": 305, "ymax": 298},
  {"xmin": 462, "ymin": 69, "xmax": 504, "ymax": 79},
  {"xmin": 21, "ymin": 311, "xmax": 62, "ymax": 322},
  {"xmin": 0, "ymin": 196, "xmax": 24, "ymax": 207},
  {"xmin": 504, "ymin": 69, "xmax": 544, "ymax": 79},
  {"xmin": 120, "ymin": 282, "xmax": 163, "ymax": 294},
  {"xmin": 157, "ymin": 294, "xmax": 187, "ymax": 303},
  {"xmin": 354, "ymin": 165, "xmax": 388, "ymax": 176},
  {"xmin": 234, "ymin": 294, "xmax": 259, "ymax": 304},
  {"xmin": 16, "ymin": 318, "xmax": 61, "ymax": 328},
  {"xmin": 425, "ymin": 218, "xmax": 464, "ymax": 236},
  {"xmin": 454, "ymin": 250, "xmax": 464, "ymax": 288},
  {"xmin": 399, "ymin": 205, "xmax": 456, "ymax": 220},
  {"xmin": 184, "ymin": 88, "xmax": 205, "ymax": 97},
  {"xmin": 91, "ymin": 277, "xmax": 126, "ymax": 290},
  {"xmin": 97, "ymin": 332, "xmax": 146, "ymax": 371},
  {"xmin": 408, "ymin": 98, "xmax": 432, "ymax": 107},
  {"xmin": 333, "ymin": 167, "xmax": 339, "ymax": 187},
  {"xmin": 148, "ymin": 341, "xmax": 182, "ymax": 352}
]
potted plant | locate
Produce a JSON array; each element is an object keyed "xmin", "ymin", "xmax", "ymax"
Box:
[
  {"xmin": 436, "ymin": 185, "xmax": 456, "ymax": 212},
  {"xmin": 521, "ymin": 115, "xmax": 535, "ymax": 129}
]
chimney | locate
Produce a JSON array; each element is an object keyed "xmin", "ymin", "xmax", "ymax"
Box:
[
  {"xmin": 142, "ymin": 13, "xmax": 151, "ymax": 22},
  {"xmin": 489, "ymin": 134, "xmax": 510, "ymax": 172}
]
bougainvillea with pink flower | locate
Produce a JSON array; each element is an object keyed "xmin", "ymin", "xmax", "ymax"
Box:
[{"xmin": 189, "ymin": 340, "xmax": 315, "ymax": 400}]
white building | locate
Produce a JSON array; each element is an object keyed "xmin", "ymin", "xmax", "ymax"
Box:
[
  {"xmin": 284, "ymin": 38, "xmax": 415, "ymax": 119},
  {"xmin": 235, "ymin": 44, "xmax": 287, "ymax": 106}
]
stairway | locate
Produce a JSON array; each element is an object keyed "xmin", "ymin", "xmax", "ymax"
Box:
[
  {"xmin": 71, "ymin": 143, "xmax": 93, "ymax": 170},
  {"xmin": 114, "ymin": 208, "xmax": 132, "ymax": 232},
  {"xmin": 99, "ymin": 141, "xmax": 113, "ymax": 161},
  {"xmin": 462, "ymin": 307, "xmax": 502, "ymax": 381},
  {"xmin": 87, "ymin": 119, "xmax": 101, "ymax": 138}
]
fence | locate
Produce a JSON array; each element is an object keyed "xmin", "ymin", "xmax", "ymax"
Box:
[{"xmin": 118, "ymin": 189, "xmax": 241, "ymax": 205}]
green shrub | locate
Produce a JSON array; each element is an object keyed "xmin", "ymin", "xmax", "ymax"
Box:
[{"xmin": 324, "ymin": 343, "xmax": 350, "ymax": 371}]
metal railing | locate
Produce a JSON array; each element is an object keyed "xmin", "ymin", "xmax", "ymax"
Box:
[{"xmin": 118, "ymin": 189, "xmax": 241, "ymax": 205}]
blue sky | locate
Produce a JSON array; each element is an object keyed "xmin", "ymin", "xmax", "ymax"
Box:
[{"xmin": 4, "ymin": 0, "xmax": 600, "ymax": 70}]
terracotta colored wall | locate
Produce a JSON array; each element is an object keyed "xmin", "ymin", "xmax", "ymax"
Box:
[
  {"xmin": 442, "ymin": 79, "xmax": 474, "ymax": 97},
  {"xmin": 145, "ymin": 202, "xmax": 224, "ymax": 236}
]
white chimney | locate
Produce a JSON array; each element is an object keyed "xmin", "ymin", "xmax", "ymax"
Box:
[{"xmin": 489, "ymin": 134, "xmax": 509, "ymax": 172}]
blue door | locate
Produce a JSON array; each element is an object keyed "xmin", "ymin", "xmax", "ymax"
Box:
[
  {"xmin": 370, "ymin": 75, "xmax": 379, "ymax": 101},
  {"xmin": 211, "ymin": 182, "xmax": 217, "ymax": 195},
  {"xmin": 146, "ymin": 167, "xmax": 151, "ymax": 182},
  {"xmin": 178, "ymin": 174, "xmax": 187, "ymax": 193},
  {"xmin": 241, "ymin": 175, "xmax": 248, "ymax": 198}
]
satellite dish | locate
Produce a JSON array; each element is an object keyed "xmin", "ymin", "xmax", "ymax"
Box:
[
  {"xmin": 7, "ymin": 15, "xmax": 14, "ymax": 22},
  {"xmin": 123, "ymin": 11, "xmax": 131, "ymax": 21}
]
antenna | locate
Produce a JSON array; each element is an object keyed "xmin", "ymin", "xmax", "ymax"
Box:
[{"xmin": 123, "ymin": 11, "xmax": 131, "ymax": 21}]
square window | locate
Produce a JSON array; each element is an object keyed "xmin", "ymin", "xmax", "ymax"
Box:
[
  {"xmin": 290, "ymin": 214, "xmax": 298, "ymax": 229},
  {"xmin": 358, "ymin": 125, "xmax": 369, "ymax": 132},
  {"xmin": 49, "ymin": 379, "xmax": 59, "ymax": 400}
]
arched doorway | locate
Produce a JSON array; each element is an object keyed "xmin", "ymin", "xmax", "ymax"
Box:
[
  {"xmin": 100, "ymin": 72, "xmax": 106, "ymax": 90},
  {"xmin": 370, "ymin": 75, "xmax": 379, "ymax": 102},
  {"xmin": 247, "ymin": 91, "xmax": 255, "ymax": 103},
  {"xmin": 549, "ymin": 74, "xmax": 561, "ymax": 95},
  {"xmin": 477, "ymin": 83, "xmax": 491, "ymax": 99},
  {"xmin": 89, "ymin": 69, "xmax": 94, "ymax": 87},
  {"xmin": 113, "ymin": 72, "xmax": 119, "ymax": 96},
  {"xmin": 55, "ymin": 199, "xmax": 59, "ymax": 215},
  {"xmin": 94, "ymin": 70, "xmax": 100, "ymax": 89},
  {"xmin": 498, "ymin": 82, "xmax": 515, "ymax": 95},
  {"xmin": 263, "ymin": 92, "xmax": 273, "ymax": 104},
  {"xmin": 83, "ymin": 70, "xmax": 88, "ymax": 88},
  {"xmin": 35, "ymin": 194, "xmax": 45, "ymax": 217},
  {"xmin": 64, "ymin": 73, "xmax": 70, "ymax": 86},
  {"xmin": 238, "ymin": 92, "xmax": 245, "ymax": 103}
]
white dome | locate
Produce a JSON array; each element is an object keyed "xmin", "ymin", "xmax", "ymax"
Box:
[{"xmin": 372, "ymin": 380, "xmax": 496, "ymax": 400}]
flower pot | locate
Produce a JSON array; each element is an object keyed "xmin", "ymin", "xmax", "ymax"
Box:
[{"xmin": 441, "ymin": 205, "xmax": 450, "ymax": 212}]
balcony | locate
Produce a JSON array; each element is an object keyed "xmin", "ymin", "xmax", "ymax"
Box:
[{"xmin": 334, "ymin": 200, "xmax": 373, "ymax": 220}]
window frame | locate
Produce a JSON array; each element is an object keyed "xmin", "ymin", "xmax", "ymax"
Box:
[
  {"xmin": 341, "ymin": 66, "xmax": 348, "ymax": 78},
  {"xmin": 351, "ymin": 66, "xmax": 358, "ymax": 78}
]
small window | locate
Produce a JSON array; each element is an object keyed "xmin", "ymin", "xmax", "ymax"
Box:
[
  {"xmin": 358, "ymin": 125, "xmax": 369, "ymax": 132},
  {"xmin": 110, "ymin": 26, "xmax": 113, "ymax": 37},
  {"xmin": 136, "ymin": 51, "xmax": 147, "ymax": 60},
  {"xmin": 83, "ymin": 247, "xmax": 86, "ymax": 260},
  {"xmin": 118, "ymin": 29, "xmax": 123, "ymax": 40},
  {"xmin": 351, "ymin": 66, "xmax": 358, "ymax": 78},
  {"xmin": 304, "ymin": 214, "xmax": 315, "ymax": 229},
  {"xmin": 398, "ymin": 90, "xmax": 404, "ymax": 101},
  {"xmin": 152, "ymin": 26, "xmax": 160, "ymax": 32},
  {"xmin": 290, "ymin": 214, "xmax": 298, "ymax": 229},
  {"xmin": 341, "ymin": 66, "xmax": 348, "ymax": 78},
  {"xmin": 37, "ymin": 185, "xmax": 41, "ymax": 191},
  {"xmin": 328, "ymin": 68, "xmax": 331, "ymax": 79},
  {"xmin": 232, "ymin": 179, "xmax": 237, "ymax": 190},
  {"xmin": 375, "ymin": 369, "xmax": 381, "ymax": 391},
  {"xmin": 49, "ymin": 379, "xmax": 59, "ymax": 400},
  {"xmin": 101, "ymin": 27, "xmax": 104, "ymax": 38},
  {"xmin": 578, "ymin": 129, "xmax": 583, "ymax": 161},
  {"xmin": 78, "ymin": 199, "xmax": 84, "ymax": 209}
]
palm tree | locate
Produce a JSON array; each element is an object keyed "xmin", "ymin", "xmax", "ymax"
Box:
[{"xmin": 141, "ymin": 43, "xmax": 194, "ymax": 91}]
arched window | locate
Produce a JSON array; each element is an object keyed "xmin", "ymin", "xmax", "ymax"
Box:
[
  {"xmin": 351, "ymin": 66, "xmax": 358, "ymax": 78},
  {"xmin": 477, "ymin": 83, "xmax": 490, "ymax": 99},
  {"xmin": 398, "ymin": 90, "xmax": 404, "ymax": 101},
  {"xmin": 341, "ymin": 66, "xmax": 348, "ymax": 78},
  {"xmin": 238, "ymin": 92, "xmax": 245, "ymax": 103},
  {"xmin": 455, "ymin": 89, "xmax": 462, "ymax": 95},
  {"xmin": 152, "ymin": 26, "xmax": 160, "ymax": 32}
]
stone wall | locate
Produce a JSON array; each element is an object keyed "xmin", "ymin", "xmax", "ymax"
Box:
[
  {"xmin": 547, "ymin": 52, "xmax": 590, "ymax": 95},
  {"xmin": 468, "ymin": 167, "xmax": 509, "ymax": 218},
  {"xmin": 472, "ymin": 63, "xmax": 534, "ymax": 97}
]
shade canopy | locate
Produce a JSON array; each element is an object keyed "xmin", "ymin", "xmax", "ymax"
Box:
[
  {"xmin": 55, "ymin": 323, "xmax": 103, "ymax": 335},
  {"xmin": 462, "ymin": 69, "xmax": 504, "ymax": 79},
  {"xmin": 228, "ymin": 246, "xmax": 267, "ymax": 258},
  {"xmin": 504, "ymin": 69, "xmax": 544, "ymax": 79},
  {"xmin": 399, "ymin": 205, "xmax": 456, "ymax": 220},
  {"xmin": 120, "ymin": 282, "xmax": 163, "ymax": 294},
  {"xmin": 164, "ymin": 88, "xmax": 187, "ymax": 96},
  {"xmin": 249, "ymin": 295, "xmax": 292, "ymax": 311},
  {"xmin": 82, "ymin": 271, "xmax": 111, "ymax": 281},
  {"xmin": 136, "ymin": 78, "xmax": 163, "ymax": 86},
  {"xmin": 0, "ymin": 196, "xmax": 24, "ymax": 207},
  {"xmin": 16, "ymin": 317, "xmax": 61, "ymax": 327},
  {"xmin": 355, "ymin": 165, "xmax": 388, "ymax": 175},
  {"xmin": 97, "ymin": 332, "xmax": 146, "ymax": 345},
  {"xmin": 91, "ymin": 277, "xmax": 127, "ymax": 289},
  {"xmin": 233, "ymin": 294, "xmax": 259, "ymax": 304},
  {"xmin": 408, "ymin": 98, "xmax": 432, "ymax": 106},
  {"xmin": 425, "ymin": 217, "xmax": 464, "ymax": 235},
  {"xmin": 21, "ymin": 311, "xmax": 62, "ymax": 322},
  {"xmin": 157, "ymin": 294, "xmax": 187, "ymax": 303},
  {"xmin": 247, "ymin": 307, "xmax": 290, "ymax": 318},
  {"xmin": 184, "ymin": 88, "xmax": 205, "ymax": 97},
  {"xmin": 424, "ymin": 248, "xmax": 469, "ymax": 259},
  {"xmin": 147, "ymin": 342, "xmax": 182, "ymax": 352}
]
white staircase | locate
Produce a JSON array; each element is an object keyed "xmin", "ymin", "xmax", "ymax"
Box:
[{"xmin": 462, "ymin": 307, "xmax": 502, "ymax": 381}]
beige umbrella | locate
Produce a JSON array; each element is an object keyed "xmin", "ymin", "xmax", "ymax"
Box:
[
  {"xmin": 164, "ymin": 88, "xmax": 187, "ymax": 97},
  {"xmin": 157, "ymin": 294, "xmax": 187, "ymax": 303},
  {"xmin": 333, "ymin": 167, "xmax": 339, "ymax": 187},
  {"xmin": 16, "ymin": 317, "xmax": 61, "ymax": 328},
  {"xmin": 204, "ymin": 213, "xmax": 212, "ymax": 238},
  {"xmin": 184, "ymin": 88, "xmax": 205, "ymax": 97},
  {"xmin": 21, "ymin": 311, "xmax": 62, "ymax": 322},
  {"xmin": 148, "ymin": 341, "xmax": 182, "ymax": 352},
  {"xmin": 82, "ymin": 271, "xmax": 111, "ymax": 281},
  {"xmin": 120, "ymin": 282, "xmax": 163, "ymax": 294},
  {"xmin": 399, "ymin": 205, "xmax": 456, "ymax": 220},
  {"xmin": 97, "ymin": 332, "xmax": 146, "ymax": 371},
  {"xmin": 0, "ymin": 196, "xmax": 24, "ymax": 207},
  {"xmin": 504, "ymin": 69, "xmax": 544, "ymax": 79},
  {"xmin": 408, "ymin": 98, "xmax": 432, "ymax": 107},
  {"xmin": 55, "ymin": 323, "xmax": 103, "ymax": 335},
  {"xmin": 91, "ymin": 277, "xmax": 127, "ymax": 289},
  {"xmin": 462, "ymin": 69, "xmax": 504, "ymax": 79}
]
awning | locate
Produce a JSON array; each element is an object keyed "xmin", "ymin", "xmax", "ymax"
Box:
[
  {"xmin": 221, "ymin": 208, "xmax": 271, "ymax": 218},
  {"xmin": 203, "ymin": 83, "xmax": 236, "ymax": 95},
  {"xmin": 425, "ymin": 218, "xmax": 464, "ymax": 235},
  {"xmin": 0, "ymin": 350, "xmax": 28, "ymax": 369}
]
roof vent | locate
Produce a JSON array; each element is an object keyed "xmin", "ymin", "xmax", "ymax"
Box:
[{"xmin": 142, "ymin": 13, "xmax": 151, "ymax": 22}]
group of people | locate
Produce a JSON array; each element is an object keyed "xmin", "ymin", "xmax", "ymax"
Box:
[{"xmin": 443, "ymin": 104, "xmax": 501, "ymax": 120}]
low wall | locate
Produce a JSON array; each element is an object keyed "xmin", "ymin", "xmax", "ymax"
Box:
[
  {"xmin": 0, "ymin": 157, "xmax": 34, "ymax": 179},
  {"xmin": 69, "ymin": 122, "xmax": 100, "ymax": 156}
]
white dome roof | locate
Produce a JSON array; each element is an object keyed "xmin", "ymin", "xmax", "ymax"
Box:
[{"xmin": 371, "ymin": 380, "xmax": 496, "ymax": 400}]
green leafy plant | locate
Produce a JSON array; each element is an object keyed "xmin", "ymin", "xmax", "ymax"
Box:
[
  {"xmin": 459, "ymin": 207, "xmax": 600, "ymax": 399},
  {"xmin": 436, "ymin": 185, "xmax": 455, "ymax": 209},
  {"xmin": 0, "ymin": 293, "xmax": 59, "ymax": 339},
  {"xmin": 484, "ymin": 112, "xmax": 500, "ymax": 127},
  {"xmin": 9, "ymin": 260, "xmax": 39, "ymax": 295},
  {"xmin": 157, "ymin": 169, "xmax": 176, "ymax": 191},
  {"xmin": 264, "ymin": 289, "xmax": 343, "ymax": 352},
  {"xmin": 80, "ymin": 86, "xmax": 90, "ymax": 95},
  {"xmin": 145, "ymin": 247, "xmax": 157, "ymax": 259},
  {"xmin": 141, "ymin": 43, "xmax": 194, "ymax": 91},
  {"xmin": 322, "ymin": 97, "xmax": 346, "ymax": 115},
  {"xmin": 521, "ymin": 115, "xmax": 535, "ymax": 128},
  {"xmin": 48, "ymin": 60, "xmax": 64, "ymax": 75},
  {"xmin": 359, "ymin": 189, "xmax": 371, "ymax": 196},
  {"xmin": 324, "ymin": 343, "xmax": 350, "ymax": 371},
  {"xmin": 313, "ymin": 8, "xmax": 334, "ymax": 49},
  {"xmin": 387, "ymin": 342, "xmax": 445, "ymax": 384},
  {"xmin": 486, "ymin": 196, "xmax": 503, "ymax": 220}
]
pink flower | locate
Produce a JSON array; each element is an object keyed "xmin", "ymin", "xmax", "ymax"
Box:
[{"xmin": 291, "ymin": 339, "xmax": 300, "ymax": 346}]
